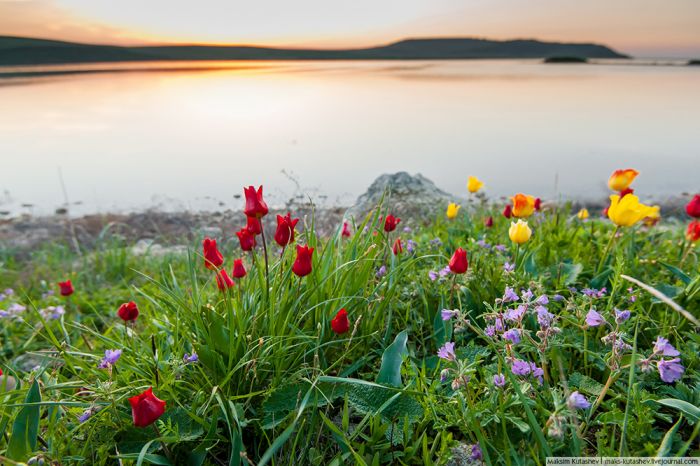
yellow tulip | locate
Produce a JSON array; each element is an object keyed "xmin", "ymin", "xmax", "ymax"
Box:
[
  {"xmin": 577, "ymin": 208, "xmax": 589, "ymax": 220},
  {"xmin": 467, "ymin": 176, "xmax": 484, "ymax": 193},
  {"xmin": 607, "ymin": 194, "xmax": 657, "ymax": 227},
  {"xmin": 446, "ymin": 202, "xmax": 461, "ymax": 219},
  {"xmin": 510, "ymin": 193, "xmax": 536, "ymax": 218},
  {"xmin": 642, "ymin": 205, "xmax": 661, "ymax": 226},
  {"xmin": 608, "ymin": 169, "xmax": 639, "ymax": 192},
  {"xmin": 509, "ymin": 219, "xmax": 532, "ymax": 244}
]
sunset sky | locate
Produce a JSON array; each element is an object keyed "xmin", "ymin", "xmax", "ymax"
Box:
[{"xmin": 1, "ymin": 0, "xmax": 699, "ymax": 57}]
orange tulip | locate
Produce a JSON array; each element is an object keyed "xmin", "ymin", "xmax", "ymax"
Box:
[
  {"xmin": 608, "ymin": 169, "xmax": 639, "ymax": 192},
  {"xmin": 510, "ymin": 194, "xmax": 536, "ymax": 218}
]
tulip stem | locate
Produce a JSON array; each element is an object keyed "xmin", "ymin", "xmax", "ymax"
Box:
[
  {"xmin": 260, "ymin": 224, "xmax": 270, "ymax": 303},
  {"xmin": 597, "ymin": 226, "xmax": 619, "ymax": 274}
]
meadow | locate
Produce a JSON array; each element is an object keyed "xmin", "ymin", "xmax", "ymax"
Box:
[{"xmin": 0, "ymin": 172, "xmax": 699, "ymax": 465}]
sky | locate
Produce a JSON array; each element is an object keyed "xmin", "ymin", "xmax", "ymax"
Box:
[{"xmin": 1, "ymin": 0, "xmax": 699, "ymax": 57}]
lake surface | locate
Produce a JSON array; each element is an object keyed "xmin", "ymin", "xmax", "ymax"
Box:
[{"xmin": 0, "ymin": 59, "xmax": 698, "ymax": 216}]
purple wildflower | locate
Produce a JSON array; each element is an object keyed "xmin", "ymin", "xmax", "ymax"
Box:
[
  {"xmin": 406, "ymin": 239, "xmax": 417, "ymax": 253},
  {"xmin": 441, "ymin": 309, "xmax": 458, "ymax": 321},
  {"xmin": 503, "ymin": 287, "xmax": 519, "ymax": 303},
  {"xmin": 437, "ymin": 342, "xmax": 456, "ymax": 361},
  {"xmin": 511, "ymin": 359, "xmax": 531, "ymax": 376},
  {"xmin": 98, "ymin": 349, "xmax": 122, "ymax": 369},
  {"xmin": 484, "ymin": 325, "xmax": 496, "ymax": 338},
  {"xmin": 78, "ymin": 409, "xmax": 93, "ymax": 423},
  {"xmin": 536, "ymin": 306, "xmax": 554, "ymax": 328},
  {"xmin": 470, "ymin": 443, "xmax": 483, "ymax": 461},
  {"xmin": 503, "ymin": 262, "xmax": 515, "ymax": 273},
  {"xmin": 503, "ymin": 328, "xmax": 521, "ymax": 345},
  {"xmin": 440, "ymin": 369, "xmax": 450, "ymax": 382},
  {"xmin": 552, "ymin": 294, "xmax": 565, "ymax": 302},
  {"xmin": 376, "ymin": 265, "xmax": 387, "ymax": 278},
  {"xmin": 585, "ymin": 309, "xmax": 606, "ymax": 327},
  {"xmin": 476, "ymin": 239, "xmax": 491, "ymax": 249},
  {"xmin": 493, "ymin": 373, "xmax": 506, "ymax": 387},
  {"xmin": 614, "ymin": 309, "xmax": 631, "ymax": 324},
  {"xmin": 504, "ymin": 305, "xmax": 526, "ymax": 322},
  {"xmin": 494, "ymin": 244, "xmax": 506, "ymax": 252},
  {"xmin": 521, "ymin": 289, "xmax": 534, "ymax": 302},
  {"xmin": 535, "ymin": 295, "xmax": 549, "ymax": 306},
  {"xmin": 428, "ymin": 270, "xmax": 438, "ymax": 281},
  {"xmin": 494, "ymin": 316, "xmax": 504, "ymax": 332},
  {"xmin": 567, "ymin": 391, "xmax": 591, "ymax": 410},
  {"xmin": 402, "ymin": 226, "xmax": 412, "ymax": 233},
  {"xmin": 657, "ymin": 358, "xmax": 685, "ymax": 383},
  {"xmin": 529, "ymin": 362, "xmax": 545, "ymax": 384},
  {"xmin": 438, "ymin": 266, "xmax": 451, "ymax": 278},
  {"xmin": 653, "ymin": 336, "xmax": 680, "ymax": 357},
  {"xmin": 429, "ymin": 238, "xmax": 443, "ymax": 247},
  {"xmin": 184, "ymin": 352, "xmax": 199, "ymax": 363}
]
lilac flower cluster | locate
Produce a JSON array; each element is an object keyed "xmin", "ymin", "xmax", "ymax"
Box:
[
  {"xmin": 510, "ymin": 358, "xmax": 545, "ymax": 384},
  {"xmin": 97, "ymin": 349, "xmax": 122, "ymax": 369},
  {"xmin": 39, "ymin": 305, "xmax": 66, "ymax": 320},
  {"xmin": 0, "ymin": 303, "xmax": 27, "ymax": 320},
  {"xmin": 428, "ymin": 266, "xmax": 452, "ymax": 281},
  {"xmin": 583, "ymin": 307, "xmax": 633, "ymax": 369},
  {"xmin": 581, "ymin": 287, "xmax": 607, "ymax": 299},
  {"xmin": 639, "ymin": 336, "xmax": 685, "ymax": 383}
]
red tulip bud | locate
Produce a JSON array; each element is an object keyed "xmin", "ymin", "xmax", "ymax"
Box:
[
  {"xmin": 215, "ymin": 270, "xmax": 234, "ymax": 291},
  {"xmin": 331, "ymin": 308, "xmax": 350, "ymax": 334},
  {"xmin": 502, "ymin": 205, "xmax": 512, "ymax": 219},
  {"xmin": 687, "ymin": 220, "xmax": 700, "ymax": 242},
  {"xmin": 202, "ymin": 238, "xmax": 224, "ymax": 270},
  {"xmin": 484, "ymin": 216, "xmax": 493, "ymax": 228},
  {"xmin": 58, "ymin": 280, "xmax": 74, "ymax": 297},
  {"xmin": 274, "ymin": 213, "xmax": 299, "ymax": 247},
  {"xmin": 686, "ymin": 195, "xmax": 700, "ymax": 218},
  {"xmin": 129, "ymin": 387, "xmax": 166, "ymax": 427},
  {"xmin": 236, "ymin": 228, "xmax": 257, "ymax": 251},
  {"xmin": 534, "ymin": 198, "xmax": 542, "ymax": 211},
  {"xmin": 246, "ymin": 216, "xmax": 262, "ymax": 235},
  {"xmin": 117, "ymin": 301, "xmax": 139, "ymax": 322},
  {"xmin": 393, "ymin": 238, "xmax": 403, "ymax": 255},
  {"xmin": 243, "ymin": 185, "xmax": 269, "ymax": 218},
  {"xmin": 232, "ymin": 259, "xmax": 247, "ymax": 278},
  {"xmin": 384, "ymin": 214, "xmax": 401, "ymax": 232},
  {"xmin": 448, "ymin": 248, "xmax": 468, "ymax": 274},
  {"xmin": 341, "ymin": 222, "xmax": 352, "ymax": 238},
  {"xmin": 292, "ymin": 245, "xmax": 314, "ymax": 277}
]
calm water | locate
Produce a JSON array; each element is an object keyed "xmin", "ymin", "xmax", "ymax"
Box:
[{"xmin": 0, "ymin": 60, "xmax": 698, "ymax": 216}]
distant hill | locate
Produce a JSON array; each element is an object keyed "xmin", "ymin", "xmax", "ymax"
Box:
[{"xmin": 0, "ymin": 36, "xmax": 628, "ymax": 66}]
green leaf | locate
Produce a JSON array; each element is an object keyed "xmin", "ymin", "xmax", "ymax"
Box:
[
  {"xmin": 569, "ymin": 372, "xmax": 605, "ymax": 397},
  {"xmin": 656, "ymin": 415, "xmax": 682, "ymax": 457},
  {"xmin": 6, "ymin": 380, "xmax": 41, "ymax": 461},
  {"xmin": 376, "ymin": 330, "xmax": 408, "ymax": 387},
  {"xmin": 557, "ymin": 262, "xmax": 583, "ymax": 286},
  {"xmin": 653, "ymin": 398, "xmax": 700, "ymax": 422},
  {"xmin": 660, "ymin": 262, "xmax": 691, "ymax": 285},
  {"xmin": 506, "ymin": 416, "xmax": 531, "ymax": 433}
]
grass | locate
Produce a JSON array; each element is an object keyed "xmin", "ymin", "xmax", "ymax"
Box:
[{"xmin": 0, "ymin": 196, "xmax": 698, "ymax": 465}]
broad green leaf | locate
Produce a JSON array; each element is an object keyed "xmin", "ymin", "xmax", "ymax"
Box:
[
  {"xmin": 660, "ymin": 262, "xmax": 691, "ymax": 285},
  {"xmin": 656, "ymin": 415, "xmax": 682, "ymax": 457},
  {"xmin": 376, "ymin": 330, "xmax": 408, "ymax": 387},
  {"xmin": 6, "ymin": 380, "xmax": 41, "ymax": 461},
  {"xmin": 569, "ymin": 372, "xmax": 605, "ymax": 397},
  {"xmin": 653, "ymin": 398, "xmax": 700, "ymax": 422}
]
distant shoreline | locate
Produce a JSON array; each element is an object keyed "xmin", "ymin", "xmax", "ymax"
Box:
[{"xmin": 0, "ymin": 35, "xmax": 627, "ymax": 66}]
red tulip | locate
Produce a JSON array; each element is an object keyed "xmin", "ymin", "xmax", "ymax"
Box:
[
  {"xmin": 129, "ymin": 387, "xmax": 166, "ymax": 427},
  {"xmin": 292, "ymin": 245, "xmax": 314, "ymax": 277},
  {"xmin": 384, "ymin": 215, "xmax": 400, "ymax": 232},
  {"xmin": 393, "ymin": 238, "xmax": 403, "ymax": 255},
  {"xmin": 484, "ymin": 216, "xmax": 493, "ymax": 228},
  {"xmin": 232, "ymin": 259, "xmax": 247, "ymax": 278},
  {"xmin": 686, "ymin": 195, "xmax": 700, "ymax": 218},
  {"xmin": 620, "ymin": 187, "xmax": 634, "ymax": 199},
  {"xmin": 246, "ymin": 216, "xmax": 262, "ymax": 235},
  {"xmin": 687, "ymin": 220, "xmax": 700, "ymax": 242},
  {"xmin": 215, "ymin": 270, "xmax": 234, "ymax": 291},
  {"xmin": 274, "ymin": 213, "xmax": 299, "ymax": 247},
  {"xmin": 0, "ymin": 367, "xmax": 3, "ymax": 376},
  {"xmin": 202, "ymin": 238, "xmax": 224, "ymax": 270},
  {"xmin": 243, "ymin": 185, "xmax": 269, "ymax": 218},
  {"xmin": 331, "ymin": 308, "xmax": 350, "ymax": 334},
  {"xmin": 502, "ymin": 205, "xmax": 512, "ymax": 219},
  {"xmin": 58, "ymin": 280, "xmax": 74, "ymax": 297},
  {"xmin": 236, "ymin": 228, "xmax": 257, "ymax": 251},
  {"xmin": 117, "ymin": 301, "xmax": 139, "ymax": 322},
  {"xmin": 341, "ymin": 221, "xmax": 352, "ymax": 238},
  {"xmin": 448, "ymin": 248, "xmax": 468, "ymax": 274},
  {"xmin": 534, "ymin": 198, "xmax": 542, "ymax": 211}
]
